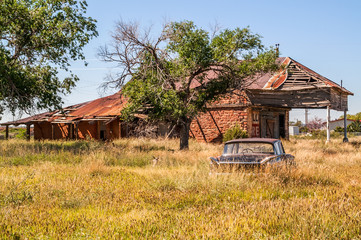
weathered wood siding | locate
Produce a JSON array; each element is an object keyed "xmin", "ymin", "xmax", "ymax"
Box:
[
  {"xmin": 77, "ymin": 121, "xmax": 98, "ymax": 139},
  {"xmin": 246, "ymin": 88, "xmax": 347, "ymax": 111},
  {"xmin": 34, "ymin": 122, "xmax": 52, "ymax": 140},
  {"xmin": 330, "ymin": 89, "xmax": 348, "ymax": 111}
]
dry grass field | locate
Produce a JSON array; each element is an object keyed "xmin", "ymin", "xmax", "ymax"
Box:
[{"xmin": 0, "ymin": 137, "xmax": 360, "ymax": 239}]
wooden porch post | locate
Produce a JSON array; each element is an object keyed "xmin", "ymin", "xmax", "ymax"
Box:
[
  {"xmin": 75, "ymin": 122, "xmax": 79, "ymax": 140},
  {"xmin": 5, "ymin": 125, "xmax": 9, "ymax": 140},
  {"xmin": 118, "ymin": 120, "xmax": 122, "ymax": 138},
  {"xmin": 51, "ymin": 124, "xmax": 55, "ymax": 140},
  {"xmin": 343, "ymin": 110, "xmax": 349, "ymax": 142},
  {"xmin": 326, "ymin": 106, "xmax": 330, "ymax": 143},
  {"xmin": 69, "ymin": 123, "xmax": 74, "ymax": 140},
  {"xmin": 26, "ymin": 124, "xmax": 31, "ymax": 141},
  {"xmin": 97, "ymin": 121, "xmax": 100, "ymax": 140}
]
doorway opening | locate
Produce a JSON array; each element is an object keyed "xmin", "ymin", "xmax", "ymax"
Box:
[{"xmin": 279, "ymin": 114, "xmax": 286, "ymax": 138}]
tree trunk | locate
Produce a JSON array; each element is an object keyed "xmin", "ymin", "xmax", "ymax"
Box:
[{"xmin": 179, "ymin": 118, "xmax": 191, "ymax": 150}]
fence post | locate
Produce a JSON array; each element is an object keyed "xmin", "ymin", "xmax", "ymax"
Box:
[
  {"xmin": 326, "ymin": 106, "xmax": 330, "ymax": 143},
  {"xmin": 343, "ymin": 110, "xmax": 349, "ymax": 142}
]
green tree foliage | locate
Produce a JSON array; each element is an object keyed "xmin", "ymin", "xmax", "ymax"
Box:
[
  {"xmin": 289, "ymin": 120, "xmax": 303, "ymax": 127},
  {"xmin": 339, "ymin": 112, "xmax": 361, "ymax": 121},
  {"xmin": 99, "ymin": 20, "xmax": 278, "ymax": 149},
  {"xmin": 223, "ymin": 124, "xmax": 248, "ymax": 142},
  {"xmin": 0, "ymin": 0, "xmax": 97, "ymax": 116},
  {"xmin": 334, "ymin": 121, "xmax": 361, "ymax": 133},
  {"xmin": 347, "ymin": 121, "xmax": 361, "ymax": 132},
  {"xmin": 334, "ymin": 126, "xmax": 344, "ymax": 133}
]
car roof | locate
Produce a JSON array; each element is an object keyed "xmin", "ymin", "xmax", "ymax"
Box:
[{"xmin": 225, "ymin": 138, "xmax": 280, "ymax": 144}]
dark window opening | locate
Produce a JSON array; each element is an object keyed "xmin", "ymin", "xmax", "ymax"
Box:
[
  {"xmin": 100, "ymin": 130, "xmax": 106, "ymax": 141},
  {"xmin": 279, "ymin": 114, "xmax": 285, "ymax": 138}
]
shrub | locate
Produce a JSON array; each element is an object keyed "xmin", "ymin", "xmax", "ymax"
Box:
[
  {"xmin": 347, "ymin": 121, "xmax": 361, "ymax": 132},
  {"xmin": 299, "ymin": 126, "xmax": 309, "ymax": 133},
  {"xmin": 223, "ymin": 124, "xmax": 248, "ymax": 142},
  {"xmin": 306, "ymin": 117, "xmax": 325, "ymax": 131},
  {"xmin": 334, "ymin": 126, "xmax": 344, "ymax": 133},
  {"xmin": 15, "ymin": 128, "xmax": 27, "ymax": 139}
]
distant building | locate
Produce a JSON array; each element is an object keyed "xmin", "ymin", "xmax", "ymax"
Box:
[
  {"xmin": 289, "ymin": 126, "xmax": 299, "ymax": 136},
  {"xmin": 329, "ymin": 119, "xmax": 355, "ymax": 131}
]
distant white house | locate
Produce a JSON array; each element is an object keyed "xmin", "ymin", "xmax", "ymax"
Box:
[
  {"xmin": 329, "ymin": 119, "xmax": 355, "ymax": 131},
  {"xmin": 289, "ymin": 126, "xmax": 299, "ymax": 136}
]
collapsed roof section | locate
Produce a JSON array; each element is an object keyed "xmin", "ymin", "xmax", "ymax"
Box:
[
  {"xmin": 260, "ymin": 57, "xmax": 353, "ymax": 94},
  {"xmin": 246, "ymin": 57, "xmax": 353, "ymax": 111},
  {"xmin": 1, "ymin": 92, "xmax": 126, "ymax": 126}
]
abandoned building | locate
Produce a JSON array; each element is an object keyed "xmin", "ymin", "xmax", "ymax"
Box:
[
  {"xmin": 1, "ymin": 93, "xmax": 126, "ymax": 141},
  {"xmin": 0, "ymin": 57, "xmax": 353, "ymax": 142}
]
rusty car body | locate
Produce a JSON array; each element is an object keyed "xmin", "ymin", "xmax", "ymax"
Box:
[{"xmin": 210, "ymin": 138, "xmax": 295, "ymax": 170}]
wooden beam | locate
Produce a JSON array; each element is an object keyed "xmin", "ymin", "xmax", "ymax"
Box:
[
  {"xmin": 97, "ymin": 121, "xmax": 100, "ymax": 140},
  {"xmin": 5, "ymin": 125, "xmax": 9, "ymax": 140},
  {"xmin": 119, "ymin": 121, "xmax": 122, "ymax": 138},
  {"xmin": 26, "ymin": 124, "xmax": 31, "ymax": 141},
  {"xmin": 69, "ymin": 123, "xmax": 74, "ymax": 140},
  {"xmin": 75, "ymin": 122, "xmax": 79, "ymax": 140},
  {"xmin": 51, "ymin": 124, "xmax": 55, "ymax": 140},
  {"xmin": 196, "ymin": 118, "xmax": 207, "ymax": 142},
  {"xmin": 326, "ymin": 106, "xmax": 330, "ymax": 143},
  {"xmin": 343, "ymin": 110, "xmax": 349, "ymax": 143}
]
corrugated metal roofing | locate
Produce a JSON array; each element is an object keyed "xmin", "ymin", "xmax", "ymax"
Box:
[
  {"xmin": 66, "ymin": 92, "xmax": 126, "ymax": 120},
  {"xmin": 1, "ymin": 92, "xmax": 125, "ymax": 125}
]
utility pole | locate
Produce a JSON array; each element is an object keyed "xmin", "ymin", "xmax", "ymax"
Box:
[
  {"xmin": 305, "ymin": 109, "xmax": 309, "ymax": 126},
  {"xmin": 341, "ymin": 80, "xmax": 349, "ymax": 143}
]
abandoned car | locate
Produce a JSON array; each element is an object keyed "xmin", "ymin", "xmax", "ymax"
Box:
[{"xmin": 210, "ymin": 138, "xmax": 295, "ymax": 170}]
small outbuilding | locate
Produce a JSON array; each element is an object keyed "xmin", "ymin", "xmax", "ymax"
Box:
[{"xmin": 289, "ymin": 126, "xmax": 300, "ymax": 136}]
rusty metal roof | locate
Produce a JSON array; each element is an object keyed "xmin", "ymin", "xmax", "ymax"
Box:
[
  {"xmin": 261, "ymin": 57, "xmax": 353, "ymax": 95},
  {"xmin": 1, "ymin": 92, "xmax": 126, "ymax": 126},
  {"xmin": 66, "ymin": 92, "xmax": 126, "ymax": 120}
]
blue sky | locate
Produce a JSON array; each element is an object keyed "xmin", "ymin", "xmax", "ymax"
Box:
[{"xmin": 4, "ymin": 0, "xmax": 361, "ymax": 122}]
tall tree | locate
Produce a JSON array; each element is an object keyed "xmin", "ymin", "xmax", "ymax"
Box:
[
  {"xmin": 99, "ymin": 20, "xmax": 278, "ymax": 149},
  {"xmin": 339, "ymin": 112, "xmax": 361, "ymax": 121},
  {"xmin": 0, "ymin": 0, "xmax": 98, "ymax": 117}
]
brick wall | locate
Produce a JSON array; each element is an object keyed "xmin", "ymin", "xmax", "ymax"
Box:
[
  {"xmin": 190, "ymin": 107, "xmax": 249, "ymax": 143},
  {"xmin": 190, "ymin": 90, "xmax": 250, "ymax": 143}
]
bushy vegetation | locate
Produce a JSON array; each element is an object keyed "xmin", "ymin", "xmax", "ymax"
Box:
[
  {"xmin": 0, "ymin": 138, "xmax": 361, "ymax": 238},
  {"xmin": 0, "ymin": 127, "xmax": 27, "ymax": 140},
  {"xmin": 223, "ymin": 124, "xmax": 248, "ymax": 142},
  {"xmin": 334, "ymin": 121, "xmax": 361, "ymax": 134}
]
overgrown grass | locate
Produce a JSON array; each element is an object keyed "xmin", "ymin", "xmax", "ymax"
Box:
[{"xmin": 0, "ymin": 137, "xmax": 360, "ymax": 239}]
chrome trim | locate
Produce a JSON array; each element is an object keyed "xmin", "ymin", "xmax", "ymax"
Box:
[{"xmin": 210, "ymin": 155, "xmax": 279, "ymax": 165}]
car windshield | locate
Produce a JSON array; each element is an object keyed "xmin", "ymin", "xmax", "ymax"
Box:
[{"xmin": 223, "ymin": 142, "xmax": 275, "ymax": 155}]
